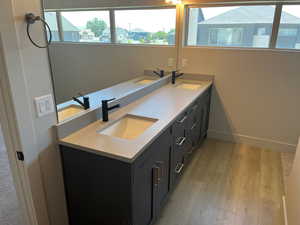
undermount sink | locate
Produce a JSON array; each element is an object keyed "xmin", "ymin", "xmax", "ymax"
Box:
[
  {"xmin": 176, "ymin": 82, "xmax": 203, "ymax": 90},
  {"xmin": 99, "ymin": 114, "xmax": 158, "ymax": 140},
  {"xmin": 135, "ymin": 78, "xmax": 157, "ymax": 85},
  {"xmin": 58, "ymin": 104, "xmax": 85, "ymax": 122}
]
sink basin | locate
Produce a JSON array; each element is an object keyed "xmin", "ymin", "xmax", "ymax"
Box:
[
  {"xmin": 176, "ymin": 82, "xmax": 202, "ymax": 90},
  {"xmin": 58, "ymin": 104, "xmax": 85, "ymax": 122},
  {"xmin": 99, "ymin": 114, "xmax": 158, "ymax": 140},
  {"xmin": 135, "ymin": 78, "xmax": 156, "ymax": 85}
]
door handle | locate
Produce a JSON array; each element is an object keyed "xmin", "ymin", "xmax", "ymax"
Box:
[
  {"xmin": 175, "ymin": 163, "xmax": 184, "ymax": 174},
  {"xmin": 153, "ymin": 166, "xmax": 160, "ymax": 187},
  {"xmin": 176, "ymin": 137, "xmax": 186, "ymax": 146},
  {"xmin": 156, "ymin": 161, "xmax": 165, "ymax": 180}
]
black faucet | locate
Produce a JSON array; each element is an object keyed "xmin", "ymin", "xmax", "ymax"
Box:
[
  {"xmin": 172, "ymin": 70, "xmax": 184, "ymax": 84},
  {"xmin": 153, "ymin": 68, "xmax": 165, "ymax": 78},
  {"xmin": 72, "ymin": 93, "xmax": 90, "ymax": 110},
  {"xmin": 102, "ymin": 98, "xmax": 120, "ymax": 122}
]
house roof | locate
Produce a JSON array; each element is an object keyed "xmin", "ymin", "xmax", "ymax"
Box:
[
  {"xmin": 45, "ymin": 12, "xmax": 80, "ymax": 32},
  {"xmin": 199, "ymin": 6, "xmax": 300, "ymax": 25}
]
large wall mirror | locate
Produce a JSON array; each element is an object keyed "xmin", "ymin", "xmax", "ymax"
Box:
[{"xmin": 42, "ymin": 1, "xmax": 178, "ymax": 123}]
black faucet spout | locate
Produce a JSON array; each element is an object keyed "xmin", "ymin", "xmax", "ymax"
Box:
[
  {"xmin": 172, "ymin": 71, "xmax": 184, "ymax": 84},
  {"xmin": 153, "ymin": 69, "xmax": 164, "ymax": 78},
  {"xmin": 72, "ymin": 94, "xmax": 90, "ymax": 110},
  {"xmin": 102, "ymin": 98, "xmax": 120, "ymax": 122}
]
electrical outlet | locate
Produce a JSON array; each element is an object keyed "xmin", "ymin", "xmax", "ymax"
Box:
[
  {"xmin": 168, "ymin": 58, "xmax": 174, "ymax": 67},
  {"xmin": 35, "ymin": 94, "xmax": 55, "ymax": 117}
]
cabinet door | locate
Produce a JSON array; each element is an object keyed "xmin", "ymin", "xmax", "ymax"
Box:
[
  {"xmin": 133, "ymin": 128, "xmax": 172, "ymax": 225},
  {"xmin": 200, "ymin": 99, "xmax": 210, "ymax": 140},
  {"xmin": 133, "ymin": 147, "xmax": 157, "ymax": 225},
  {"xmin": 153, "ymin": 128, "xmax": 172, "ymax": 214}
]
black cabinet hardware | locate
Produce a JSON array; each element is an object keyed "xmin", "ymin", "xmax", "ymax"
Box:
[{"xmin": 16, "ymin": 151, "xmax": 24, "ymax": 161}]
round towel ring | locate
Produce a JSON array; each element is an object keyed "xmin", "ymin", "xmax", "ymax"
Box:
[{"xmin": 25, "ymin": 13, "xmax": 52, "ymax": 49}]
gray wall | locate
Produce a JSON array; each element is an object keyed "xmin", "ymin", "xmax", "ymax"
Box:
[
  {"xmin": 182, "ymin": 47, "xmax": 300, "ymax": 151},
  {"xmin": 49, "ymin": 43, "xmax": 176, "ymax": 104}
]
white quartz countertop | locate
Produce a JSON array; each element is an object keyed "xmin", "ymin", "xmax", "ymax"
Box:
[{"xmin": 59, "ymin": 79, "xmax": 213, "ymax": 163}]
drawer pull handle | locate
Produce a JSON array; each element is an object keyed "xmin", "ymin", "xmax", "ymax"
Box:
[
  {"xmin": 177, "ymin": 115, "xmax": 187, "ymax": 124},
  {"xmin": 175, "ymin": 163, "xmax": 184, "ymax": 174},
  {"xmin": 191, "ymin": 123, "xmax": 197, "ymax": 130},
  {"xmin": 176, "ymin": 137, "xmax": 186, "ymax": 146}
]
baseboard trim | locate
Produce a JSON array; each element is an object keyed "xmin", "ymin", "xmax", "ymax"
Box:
[
  {"xmin": 283, "ymin": 195, "xmax": 289, "ymax": 225},
  {"xmin": 208, "ymin": 130, "xmax": 296, "ymax": 152}
]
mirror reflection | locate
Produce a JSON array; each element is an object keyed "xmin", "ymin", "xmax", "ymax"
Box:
[{"xmin": 44, "ymin": 6, "xmax": 177, "ymax": 123}]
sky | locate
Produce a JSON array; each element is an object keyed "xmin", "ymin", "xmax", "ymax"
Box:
[
  {"xmin": 62, "ymin": 9, "xmax": 176, "ymax": 32},
  {"xmin": 282, "ymin": 5, "xmax": 300, "ymax": 17}
]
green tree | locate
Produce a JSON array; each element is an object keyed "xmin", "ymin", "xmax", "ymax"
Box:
[
  {"xmin": 86, "ymin": 18, "xmax": 107, "ymax": 37},
  {"xmin": 152, "ymin": 31, "xmax": 168, "ymax": 41}
]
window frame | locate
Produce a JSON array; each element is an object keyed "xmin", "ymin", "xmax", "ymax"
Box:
[
  {"xmin": 44, "ymin": 6, "xmax": 177, "ymax": 47},
  {"xmin": 184, "ymin": 3, "xmax": 279, "ymax": 49},
  {"xmin": 184, "ymin": 2, "xmax": 300, "ymax": 52}
]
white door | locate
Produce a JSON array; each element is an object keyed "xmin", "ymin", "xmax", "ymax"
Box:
[{"xmin": 286, "ymin": 138, "xmax": 300, "ymax": 225}]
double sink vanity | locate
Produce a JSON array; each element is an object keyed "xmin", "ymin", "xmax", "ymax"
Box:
[{"xmin": 57, "ymin": 73, "xmax": 213, "ymax": 225}]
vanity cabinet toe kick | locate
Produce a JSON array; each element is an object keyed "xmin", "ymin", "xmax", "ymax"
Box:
[{"xmin": 59, "ymin": 86, "xmax": 212, "ymax": 225}]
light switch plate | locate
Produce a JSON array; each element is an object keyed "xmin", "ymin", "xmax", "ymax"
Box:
[
  {"xmin": 35, "ymin": 94, "xmax": 55, "ymax": 117},
  {"xmin": 182, "ymin": 58, "xmax": 188, "ymax": 68}
]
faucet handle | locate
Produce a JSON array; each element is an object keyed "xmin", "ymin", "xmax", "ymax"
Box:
[
  {"xmin": 102, "ymin": 98, "xmax": 116, "ymax": 103},
  {"xmin": 107, "ymin": 98, "xmax": 116, "ymax": 102}
]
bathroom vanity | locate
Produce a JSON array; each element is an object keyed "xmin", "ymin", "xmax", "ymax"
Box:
[{"xmin": 59, "ymin": 79, "xmax": 212, "ymax": 225}]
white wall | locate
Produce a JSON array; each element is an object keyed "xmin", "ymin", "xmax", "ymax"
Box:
[
  {"xmin": 0, "ymin": 0, "xmax": 68, "ymax": 225},
  {"xmin": 182, "ymin": 47, "xmax": 300, "ymax": 151},
  {"xmin": 49, "ymin": 44, "xmax": 176, "ymax": 104}
]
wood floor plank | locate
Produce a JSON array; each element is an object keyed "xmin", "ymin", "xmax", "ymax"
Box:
[{"xmin": 155, "ymin": 139, "xmax": 285, "ymax": 225}]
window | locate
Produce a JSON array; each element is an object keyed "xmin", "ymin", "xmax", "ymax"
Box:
[
  {"xmin": 60, "ymin": 11, "xmax": 111, "ymax": 43},
  {"xmin": 276, "ymin": 5, "xmax": 300, "ymax": 49},
  {"xmin": 208, "ymin": 28, "xmax": 243, "ymax": 46},
  {"xmin": 186, "ymin": 5, "xmax": 276, "ymax": 48},
  {"xmin": 115, "ymin": 8, "xmax": 176, "ymax": 45},
  {"xmin": 44, "ymin": 12, "xmax": 60, "ymax": 41}
]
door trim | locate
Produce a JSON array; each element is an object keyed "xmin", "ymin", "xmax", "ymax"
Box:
[{"xmin": 0, "ymin": 34, "xmax": 38, "ymax": 225}]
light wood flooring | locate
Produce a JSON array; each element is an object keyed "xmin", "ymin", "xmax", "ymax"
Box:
[{"xmin": 155, "ymin": 139, "xmax": 285, "ymax": 225}]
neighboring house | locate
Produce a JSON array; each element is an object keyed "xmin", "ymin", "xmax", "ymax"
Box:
[
  {"xmin": 116, "ymin": 27, "xmax": 129, "ymax": 43},
  {"xmin": 190, "ymin": 6, "xmax": 300, "ymax": 48},
  {"xmin": 101, "ymin": 28, "xmax": 112, "ymax": 43},
  {"xmin": 45, "ymin": 12, "xmax": 80, "ymax": 42},
  {"xmin": 128, "ymin": 28, "xmax": 149, "ymax": 42},
  {"xmin": 79, "ymin": 29, "xmax": 96, "ymax": 41}
]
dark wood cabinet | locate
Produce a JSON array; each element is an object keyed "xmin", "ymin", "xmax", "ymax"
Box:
[
  {"xmin": 132, "ymin": 127, "xmax": 172, "ymax": 225},
  {"xmin": 60, "ymin": 86, "xmax": 212, "ymax": 225}
]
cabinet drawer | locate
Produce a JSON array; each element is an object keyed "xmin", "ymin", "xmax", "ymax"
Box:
[
  {"xmin": 187, "ymin": 101, "xmax": 199, "ymax": 129},
  {"xmin": 171, "ymin": 153, "xmax": 185, "ymax": 186}
]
